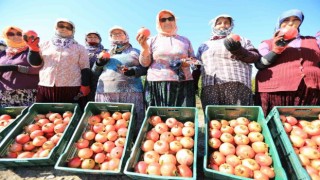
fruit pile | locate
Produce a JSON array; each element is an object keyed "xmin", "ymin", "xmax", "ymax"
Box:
[
  {"xmin": 207, "ymin": 117, "xmax": 275, "ymax": 179},
  {"xmin": 67, "ymin": 111, "xmax": 131, "ymax": 170},
  {"xmin": 0, "ymin": 114, "xmax": 15, "ymax": 132},
  {"xmin": 134, "ymin": 116, "xmax": 194, "ymax": 177},
  {"xmin": 280, "ymin": 115, "xmax": 320, "ymax": 179},
  {"xmin": 3, "ymin": 111, "xmax": 73, "ymax": 158}
]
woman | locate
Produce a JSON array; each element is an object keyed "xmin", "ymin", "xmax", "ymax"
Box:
[
  {"xmin": 92, "ymin": 26, "xmax": 147, "ymax": 131},
  {"xmin": 137, "ymin": 10, "xmax": 196, "ymax": 107},
  {"xmin": 26, "ymin": 18, "xmax": 90, "ymax": 108},
  {"xmin": 255, "ymin": 9, "xmax": 320, "ymax": 116},
  {"xmin": 85, "ymin": 31, "xmax": 106, "ymax": 102},
  {"xmin": 193, "ymin": 14, "xmax": 260, "ymax": 109},
  {"xmin": 0, "ymin": 26, "xmax": 40, "ymax": 107}
]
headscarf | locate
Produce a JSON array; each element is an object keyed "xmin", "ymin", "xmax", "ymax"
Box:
[
  {"xmin": 156, "ymin": 10, "xmax": 178, "ymax": 36},
  {"xmin": 52, "ymin": 18, "xmax": 77, "ymax": 48},
  {"xmin": 275, "ymin": 9, "xmax": 304, "ymax": 31},
  {"xmin": 108, "ymin": 25, "xmax": 131, "ymax": 55},
  {"xmin": 209, "ymin": 14, "xmax": 234, "ymax": 40},
  {"xmin": 2, "ymin": 26, "xmax": 28, "ymax": 57},
  {"xmin": 85, "ymin": 31, "xmax": 104, "ymax": 54}
]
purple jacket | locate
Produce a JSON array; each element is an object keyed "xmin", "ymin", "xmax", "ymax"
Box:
[{"xmin": 0, "ymin": 50, "xmax": 40, "ymax": 91}]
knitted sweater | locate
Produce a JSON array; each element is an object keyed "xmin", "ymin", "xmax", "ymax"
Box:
[{"xmin": 256, "ymin": 36, "xmax": 320, "ymax": 92}]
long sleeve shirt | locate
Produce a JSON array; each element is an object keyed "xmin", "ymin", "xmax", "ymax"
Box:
[
  {"xmin": 197, "ymin": 37, "xmax": 260, "ymax": 89},
  {"xmin": 37, "ymin": 41, "xmax": 89, "ymax": 87},
  {"xmin": 256, "ymin": 36, "xmax": 320, "ymax": 92},
  {"xmin": 92, "ymin": 47, "xmax": 146, "ymax": 93},
  {"xmin": 139, "ymin": 34, "xmax": 196, "ymax": 81},
  {"xmin": 0, "ymin": 50, "xmax": 39, "ymax": 90}
]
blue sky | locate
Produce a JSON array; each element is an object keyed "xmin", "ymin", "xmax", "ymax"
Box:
[{"xmin": 1, "ymin": 0, "xmax": 319, "ymax": 76}]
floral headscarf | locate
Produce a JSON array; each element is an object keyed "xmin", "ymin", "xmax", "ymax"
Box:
[
  {"xmin": 275, "ymin": 9, "xmax": 304, "ymax": 32},
  {"xmin": 209, "ymin": 14, "xmax": 234, "ymax": 40},
  {"xmin": 108, "ymin": 25, "xmax": 131, "ymax": 55},
  {"xmin": 156, "ymin": 10, "xmax": 178, "ymax": 36},
  {"xmin": 52, "ymin": 18, "xmax": 77, "ymax": 48},
  {"xmin": 85, "ymin": 31, "xmax": 104, "ymax": 54}
]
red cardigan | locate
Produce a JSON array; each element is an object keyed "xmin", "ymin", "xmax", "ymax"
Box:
[{"xmin": 256, "ymin": 36, "xmax": 320, "ymax": 92}]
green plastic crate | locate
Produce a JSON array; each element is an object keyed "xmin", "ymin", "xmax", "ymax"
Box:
[
  {"xmin": 124, "ymin": 106, "xmax": 198, "ymax": 180},
  {"xmin": 203, "ymin": 105, "xmax": 287, "ymax": 180},
  {"xmin": 265, "ymin": 106, "xmax": 318, "ymax": 180},
  {"xmin": 0, "ymin": 106, "xmax": 28, "ymax": 143},
  {"xmin": 0, "ymin": 103, "xmax": 81, "ymax": 167},
  {"xmin": 55, "ymin": 102, "xmax": 135, "ymax": 175}
]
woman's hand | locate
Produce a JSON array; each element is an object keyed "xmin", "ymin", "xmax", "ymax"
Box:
[
  {"xmin": 272, "ymin": 31, "xmax": 287, "ymax": 54},
  {"xmin": 136, "ymin": 33, "xmax": 149, "ymax": 49},
  {"xmin": 23, "ymin": 30, "xmax": 40, "ymax": 52}
]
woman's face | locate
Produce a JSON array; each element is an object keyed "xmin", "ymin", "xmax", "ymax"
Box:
[
  {"xmin": 86, "ymin": 33, "xmax": 100, "ymax": 43},
  {"xmin": 280, "ymin": 16, "xmax": 301, "ymax": 30},
  {"xmin": 6, "ymin": 28, "xmax": 23, "ymax": 43},
  {"xmin": 110, "ymin": 29, "xmax": 126, "ymax": 41},
  {"xmin": 215, "ymin": 17, "xmax": 231, "ymax": 31},
  {"xmin": 159, "ymin": 12, "xmax": 176, "ymax": 33},
  {"xmin": 56, "ymin": 22, "xmax": 73, "ymax": 37}
]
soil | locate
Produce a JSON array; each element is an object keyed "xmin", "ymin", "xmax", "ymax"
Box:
[{"xmin": 0, "ymin": 96, "xmax": 208, "ymax": 180}]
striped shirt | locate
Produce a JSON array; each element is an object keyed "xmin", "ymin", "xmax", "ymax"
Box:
[{"xmin": 197, "ymin": 37, "xmax": 259, "ymax": 89}]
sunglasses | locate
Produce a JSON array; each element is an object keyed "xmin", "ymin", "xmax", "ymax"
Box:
[
  {"xmin": 6, "ymin": 32, "xmax": 22, "ymax": 37},
  {"xmin": 159, "ymin": 16, "xmax": 175, "ymax": 23},
  {"xmin": 57, "ymin": 24, "xmax": 73, "ymax": 31}
]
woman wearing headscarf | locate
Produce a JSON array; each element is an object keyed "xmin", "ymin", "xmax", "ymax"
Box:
[
  {"xmin": 0, "ymin": 26, "xmax": 39, "ymax": 107},
  {"xmin": 137, "ymin": 10, "xmax": 197, "ymax": 107},
  {"xmin": 255, "ymin": 9, "xmax": 320, "ymax": 116},
  {"xmin": 92, "ymin": 26, "xmax": 147, "ymax": 131},
  {"xmin": 25, "ymin": 18, "xmax": 90, "ymax": 107},
  {"xmin": 85, "ymin": 31, "xmax": 106, "ymax": 102},
  {"xmin": 0, "ymin": 26, "xmax": 40, "ymax": 107},
  {"xmin": 193, "ymin": 14, "xmax": 260, "ymax": 109}
]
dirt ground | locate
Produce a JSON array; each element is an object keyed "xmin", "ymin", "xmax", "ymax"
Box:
[{"xmin": 0, "ymin": 97, "xmax": 207, "ymax": 180}]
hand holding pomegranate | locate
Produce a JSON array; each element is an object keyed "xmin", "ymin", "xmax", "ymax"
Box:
[
  {"xmin": 96, "ymin": 50, "xmax": 110, "ymax": 66},
  {"xmin": 224, "ymin": 34, "xmax": 242, "ymax": 52},
  {"xmin": 136, "ymin": 27, "xmax": 150, "ymax": 49},
  {"xmin": 23, "ymin": 30, "xmax": 40, "ymax": 52}
]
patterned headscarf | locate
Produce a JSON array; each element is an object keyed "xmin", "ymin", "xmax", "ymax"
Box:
[
  {"xmin": 209, "ymin": 14, "xmax": 234, "ymax": 40},
  {"xmin": 156, "ymin": 10, "xmax": 178, "ymax": 36},
  {"xmin": 275, "ymin": 9, "xmax": 304, "ymax": 32},
  {"xmin": 85, "ymin": 31, "xmax": 104, "ymax": 54},
  {"xmin": 2, "ymin": 26, "xmax": 28, "ymax": 57},
  {"xmin": 108, "ymin": 26, "xmax": 131, "ymax": 55},
  {"xmin": 52, "ymin": 18, "xmax": 77, "ymax": 48}
]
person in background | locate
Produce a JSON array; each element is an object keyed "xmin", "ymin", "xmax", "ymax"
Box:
[
  {"xmin": 0, "ymin": 40, "xmax": 7, "ymax": 53},
  {"xmin": 92, "ymin": 26, "xmax": 147, "ymax": 132},
  {"xmin": 193, "ymin": 14, "xmax": 260, "ymax": 110},
  {"xmin": 137, "ymin": 9, "xmax": 197, "ymax": 107},
  {"xmin": 85, "ymin": 31, "xmax": 106, "ymax": 102},
  {"xmin": 255, "ymin": 9, "xmax": 320, "ymax": 116},
  {"xmin": 25, "ymin": 18, "xmax": 90, "ymax": 109},
  {"xmin": 0, "ymin": 26, "xmax": 40, "ymax": 107}
]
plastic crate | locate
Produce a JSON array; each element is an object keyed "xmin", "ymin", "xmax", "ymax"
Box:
[
  {"xmin": 0, "ymin": 103, "xmax": 81, "ymax": 167},
  {"xmin": 124, "ymin": 106, "xmax": 198, "ymax": 180},
  {"xmin": 55, "ymin": 102, "xmax": 135, "ymax": 175},
  {"xmin": 265, "ymin": 106, "xmax": 318, "ymax": 180},
  {"xmin": 0, "ymin": 106, "xmax": 28, "ymax": 143},
  {"xmin": 203, "ymin": 105, "xmax": 287, "ymax": 180}
]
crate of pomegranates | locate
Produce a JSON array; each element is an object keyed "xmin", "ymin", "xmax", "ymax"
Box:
[
  {"xmin": 124, "ymin": 106, "xmax": 198, "ymax": 180},
  {"xmin": 54, "ymin": 102, "xmax": 135, "ymax": 175},
  {"xmin": 0, "ymin": 103, "xmax": 81, "ymax": 167},
  {"xmin": 0, "ymin": 106, "xmax": 28, "ymax": 143},
  {"xmin": 266, "ymin": 106, "xmax": 320, "ymax": 180},
  {"xmin": 203, "ymin": 106, "xmax": 287, "ymax": 180}
]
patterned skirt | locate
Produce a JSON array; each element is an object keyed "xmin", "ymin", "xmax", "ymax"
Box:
[
  {"xmin": 95, "ymin": 92, "xmax": 145, "ymax": 133},
  {"xmin": 201, "ymin": 82, "xmax": 253, "ymax": 110},
  {"xmin": 145, "ymin": 80, "xmax": 196, "ymax": 107},
  {"xmin": 0, "ymin": 89, "xmax": 37, "ymax": 107},
  {"xmin": 255, "ymin": 81, "xmax": 320, "ymax": 116}
]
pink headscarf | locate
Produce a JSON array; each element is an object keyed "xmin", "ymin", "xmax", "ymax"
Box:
[{"xmin": 156, "ymin": 10, "xmax": 178, "ymax": 36}]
